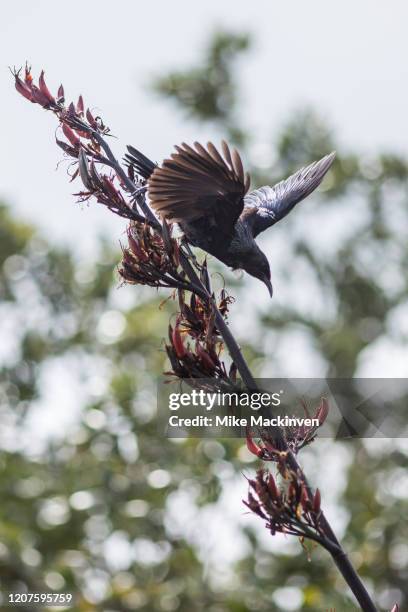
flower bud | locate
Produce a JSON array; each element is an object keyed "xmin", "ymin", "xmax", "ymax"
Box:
[
  {"xmin": 77, "ymin": 95, "xmax": 84, "ymax": 114},
  {"xmin": 172, "ymin": 324, "xmax": 186, "ymax": 359},
  {"xmin": 62, "ymin": 123, "xmax": 80, "ymax": 148},
  {"xmin": 39, "ymin": 71, "xmax": 55, "ymax": 104},
  {"xmin": 315, "ymin": 398, "xmax": 329, "ymax": 426},
  {"xmin": 313, "ymin": 488, "xmax": 321, "ymax": 513},
  {"xmin": 246, "ymin": 433, "xmax": 263, "ymax": 457},
  {"xmin": 267, "ymin": 473, "xmax": 280, "ymax": 500}
]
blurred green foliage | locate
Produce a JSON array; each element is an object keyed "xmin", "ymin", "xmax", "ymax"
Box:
[
  {"xmin": 152, "ymin": 31, "xmax": 250, "ymax": 145},
  {"xmin": 1, "ymin": 31, "xmax": 408, "ymax": 612}
]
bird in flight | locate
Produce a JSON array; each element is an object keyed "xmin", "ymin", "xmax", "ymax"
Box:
[{"xmin": 125, "ymin": 142, "xmax": 335, "ymax": 296}]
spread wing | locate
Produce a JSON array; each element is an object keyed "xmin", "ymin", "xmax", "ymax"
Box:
[
  {"xmin": 243, "ymin": 152, "xmax": 336, "ymax": 237},
  {"xmin": 147, "ymin": 141, "xmax": 250, "ymax": 234}
]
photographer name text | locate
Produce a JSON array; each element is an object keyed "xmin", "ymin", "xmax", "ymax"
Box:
[{"xmin": 168, "ymin": 415, "xmax": 320, "ymax": 428}]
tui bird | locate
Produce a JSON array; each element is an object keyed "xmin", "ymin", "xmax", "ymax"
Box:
[{"xmin": 125, "ymin": 142, "xmax": 335, "ymax": 296}]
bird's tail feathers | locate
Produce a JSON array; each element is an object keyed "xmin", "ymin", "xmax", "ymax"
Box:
[{"xmin": 124, "ymin": 145, "xmax": 157, "ymax": 180}]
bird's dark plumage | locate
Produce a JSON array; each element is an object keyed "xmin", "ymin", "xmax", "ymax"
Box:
[
  {"xmin": 125, "ymin": 145, "xmax": 157, "ymax": 180},
  {"xmin": 126, "ymin": 141, "xmax": 335, "ymax": 296}
]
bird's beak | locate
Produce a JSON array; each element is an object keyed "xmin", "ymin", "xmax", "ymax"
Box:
[{"xmin": 263, "ymin": 277, "xmax": 273, "ymax": 298}]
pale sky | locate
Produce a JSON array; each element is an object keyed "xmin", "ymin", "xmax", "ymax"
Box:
[{"xmin": 1, "ymin": 0, "xmax": 408, "ymax": 252}]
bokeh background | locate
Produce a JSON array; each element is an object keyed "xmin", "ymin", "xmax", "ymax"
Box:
[{"xmin": 1, "ymin": 2, "xmax": 408, "ymax": 610}]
